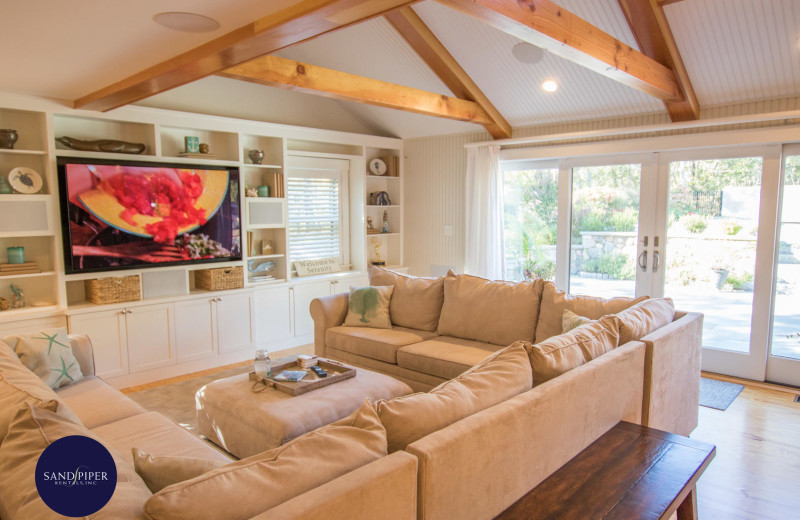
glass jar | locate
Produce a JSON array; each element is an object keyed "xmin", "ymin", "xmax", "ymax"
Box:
[{"xmin": 254, "ymin": 349, "xmax": 271, "ymax": 378}]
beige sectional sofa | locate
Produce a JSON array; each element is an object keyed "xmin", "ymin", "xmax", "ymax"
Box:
[{"xmin": 0, "ymin": 335, "xmax": 417, "ymax": 520}]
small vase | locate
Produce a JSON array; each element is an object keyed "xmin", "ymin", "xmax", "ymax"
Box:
[
  {"xmin": 0, "ymin": 129, "xmax": 18, "ymax": 149},
  {"xmin": 248, "ymin": 149, "xmax": 265, "ymax": 165}
]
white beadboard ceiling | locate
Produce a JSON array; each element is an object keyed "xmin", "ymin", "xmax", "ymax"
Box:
[{"xmin": 1, "ymin": 0, "xmax": 799, "ymax": 138}]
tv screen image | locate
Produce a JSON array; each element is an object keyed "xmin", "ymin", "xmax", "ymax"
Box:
[{"xmin": 58, "ymin": 159, "xmax": 241, "ymax": 274}]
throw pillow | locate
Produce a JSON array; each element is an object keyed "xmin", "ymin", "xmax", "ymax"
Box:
[
  {"xmin": 527, "ymin": 315, "xmax": 620, "ymax": 386},
  {"xmin": 616, "ymin": 297, "xmax": 675, "ymax": 344},
  {"xmin": 143, "ymin": 400, "xmax": 387, "ymax": 520},
  {"xmin": 562, "ymin": 309, "xmax": 591, "ymax": 333},
  {"xmin": 368, "ymin": 266, "xmax": 445, "ymax": 331},
  {"xmin": 0, "ymin": 401, "xmax": 151, "ymax": 520},
  {"xmin": 133, "ymin": 448, "xmax": 222, "ymax": 493},
  {"xmin": 3, "ymin": 327, "xmax": 83, "ymax": 389},
  {"xmin": 343, "ymin": 286, "xmax": 394, "ymax": 329},
  {"xmin": 376, "ymin": 342, "xmax": 533, "ymax": 453}
]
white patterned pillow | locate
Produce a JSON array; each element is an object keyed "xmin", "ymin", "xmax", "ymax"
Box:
[{"xmin": 3, "ymin": 328, "xmax": 83, "ymax": 389}]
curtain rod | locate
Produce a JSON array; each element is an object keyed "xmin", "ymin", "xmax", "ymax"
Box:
[{"xmin": 464, "ymin": 108, "xmax": 800, "ymax": 149}]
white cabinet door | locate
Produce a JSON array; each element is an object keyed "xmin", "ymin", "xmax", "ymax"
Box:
[
  {"xmin": 292, "ymin": 282, "xmax": 332, "ymax": 338},
  {"xmin": 174, "ymin": 299, "xmax": 216, "ymax": 363},
  {"xmin": 125, "ymin": 303, "xmax": 176, "ymax": 373},
  {"xmin": 215, "ymin": 292, "xmax": 255, "ymax": 354},
  {"xmin": 68, "ymin": 309, "xmax": 128, "ymax": 378},
  {"xmin": 254, "ymin": 287, "xmax": 293, "ymax": 345}
]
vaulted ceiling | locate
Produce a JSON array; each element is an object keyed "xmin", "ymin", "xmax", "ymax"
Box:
[{"xmin": 2, "ymin": 0, "xmax": 799, "ymax": 139}]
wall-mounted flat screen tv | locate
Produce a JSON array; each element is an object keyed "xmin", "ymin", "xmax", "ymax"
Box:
[{"xmin": 58, "ymin": 157, "xmax": 241, "ymax": 274}]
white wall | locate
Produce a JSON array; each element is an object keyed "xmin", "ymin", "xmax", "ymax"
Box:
[{"xmin": 402, "ymin": 97, "xmax": 800, "ymax": 277}]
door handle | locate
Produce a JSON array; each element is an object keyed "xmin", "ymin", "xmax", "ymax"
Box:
[
  {"xmin": 653, "ymin": 251, "xmax": 660, "ymax": 273},
  {"xmin": 638, "ymin": 251, "xmax": 648, "ymax": 272}
]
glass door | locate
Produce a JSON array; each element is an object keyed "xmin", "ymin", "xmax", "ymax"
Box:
[{"xmin": 656, "ymin": 147, "xmax": 780, "ymax": 381}]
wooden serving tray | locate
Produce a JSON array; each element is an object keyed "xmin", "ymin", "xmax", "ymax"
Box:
[{"xmin": 249, "ymin": 359, "xmax": 356, "ymax": 396}]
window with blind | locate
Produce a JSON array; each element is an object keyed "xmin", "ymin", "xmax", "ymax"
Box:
[{"xmin": 286, "ymin": 156, "xmax": 350, "ymax": 267}]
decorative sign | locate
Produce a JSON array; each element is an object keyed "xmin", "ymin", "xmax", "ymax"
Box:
[{"xmin": 294, "ymin": 257, "xmax": 341, "ymax": 277}]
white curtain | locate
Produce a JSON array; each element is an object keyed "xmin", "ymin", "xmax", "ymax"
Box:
[{"xmin": 464, "ymin": 144, "xmax": 504, "ymax": 280}]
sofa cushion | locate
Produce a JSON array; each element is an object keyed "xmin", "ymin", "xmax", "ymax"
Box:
[
  {"xmin": 535, "ymin": 281, "xmax": 647, "ymax": 343},
  {"xmin": 397, "ymin": 336, "xmax": 501, "ymax": 380},
  {"xmin": 326, "ymin": 326, "xmax": 438, "ymax": 364},
  {"xmin": 133, "ymin": 448, "xmax": 223, "ymax": 493},
  {"xmin": 369, "ymin": 266, "xmax": 445, "ymax": 331},
  {"xmin": 0, "ymin": 340, "xmax": 81, "ymax": 439},
  {"xmin": 3, "ymin": 327, "xmax": 83, "ymax": 389},
  {"xmin": 92, "ymin": 412, "xmax": 233, "ymax": 467},
  {"xmin": 376, "ymin": 342, "xmax": 533, "ymax": 452},
  {"xmin": 527, "ymin": 315, "xmax": 620, "ymax": 386},
  {"xmin": 616, "ymin": 297, "xmax": 675, "ymax": 344},
  {"xmin": 0, "ymin": 400, "xmax": 151, "ymax": 520},
  {"xmin": 562, "ymin": 309, "xmax": 591, "ymax": 333},
  {"xmin": 144, "ymin": 400, "xmax": 387, "ymax": 520},
  {"xmin": 57, "ymin": 375, "xmax": 147, "ymax": 429},
  {"xmin": 437, "ymin": 273, "xmax": 545, "ymax": 346},
  {"xmin": 343, "ymin": 286, "xmax": 394, "ymax": 329}
]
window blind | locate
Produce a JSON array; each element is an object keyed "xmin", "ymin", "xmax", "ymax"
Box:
[{"xmin": 287, "ymin": 176, "xmax": 342, "ymax": 262}]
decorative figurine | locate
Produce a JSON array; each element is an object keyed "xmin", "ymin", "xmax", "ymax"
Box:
[
  {"xmin": 367, "ymin": 216, "xmax": 375, "ymax": 232},
  {"xmin": 246, "ymin": 187, "xmax": 258, "ymax": 197},
  {"xmin": 0, "ymin": 129, "xmax": 18, "ymax": 149},
  {"xmin": 56, "ymin": 136, "xmax": 146, "ymax": 154},
  {"xmin": 382, "ymin": 210, "xmax": 389, "ymax": 233},
  {"xmin": 199, "ymin": 143, "xmax": 210, "ymax": 154},
  {"xmin": 184, "ymin": 136, "xmax": 200, "ymax": 153},
  {"xmin": 248, "ymin": 149, "xmax": 265, "ymax": 164},
  {"xmin": 370, "ymin": 236, "xmax": 386, "ymax": 266},
  {"xmin": 9, "ymin": 284, "xmax": 24, "ymax": 309},
  {"xmin": 0, "ymin": 176, "xmax": 12, "ymax": 194},
  {"xmin": 0, "ymin": 297, "xmax": 9, "ymax": 311}
]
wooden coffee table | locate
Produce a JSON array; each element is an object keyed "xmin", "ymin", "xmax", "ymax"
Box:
[{"xmin": 495, "ymin": 421, "xmax": 715, "ymax": 520}]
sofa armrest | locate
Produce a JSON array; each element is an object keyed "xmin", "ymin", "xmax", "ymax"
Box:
[
  {"xmin": 405, "ymin": 341, "xmax": 646, "ymax": 520},
  {"xmin": 640, "ymin": 310, "xmax": 703, "ymax": 436},
  {"xmin": 250, "ymin": 451, "xmax": 417, "ymax": 520},
  {"xmin": 309, "ymin": 293, "xmax": 349, "ymax": 358},
  {"xmin": 68, "ymin": 334, "xmax": 95, "ymax": 377}
]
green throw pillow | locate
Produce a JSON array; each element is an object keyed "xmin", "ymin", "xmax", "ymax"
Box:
[
  {"xmin": 561, "ymin": 309, "xmax": 592, "ymax": 333},
  {"xmin": 3, "ymin": 328, "xmax": 83, "ymax": 389},
  {"xmin": 343, "ymin": 286, "xmax": 394, "ymax": 329}
]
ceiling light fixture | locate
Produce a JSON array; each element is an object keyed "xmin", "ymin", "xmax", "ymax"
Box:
[
  {"xmin": 512, "ymin": 42, "xmax": 544, "ymax": 64},
  {"xmin": 541, "ymin": 79, "xmax": 558, "ymax": 92},
  {"xmin": 153, "ymin": 12, "xmax": 220, "ymax": 33}
]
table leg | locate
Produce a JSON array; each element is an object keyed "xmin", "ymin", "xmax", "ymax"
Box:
[{"xmin": 677, "ymin": 487, "xmax": 698, "ymax": 520}]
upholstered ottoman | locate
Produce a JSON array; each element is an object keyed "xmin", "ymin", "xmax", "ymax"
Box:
[{"xmin": 196, "ymin": 363, "xmax": 412, "ymax": 458}]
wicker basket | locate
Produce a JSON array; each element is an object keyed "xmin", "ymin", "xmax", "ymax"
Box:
[
  {"xmin": 85, "ymin": 275, "xmax": 141, "ymax": 304},
  {"xmin": 195, "ymin": 266, "xmax": 244, "ymax": 291}
]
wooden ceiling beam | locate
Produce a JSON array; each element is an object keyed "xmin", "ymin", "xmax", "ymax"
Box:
[
  {"xmin": 658, "ymin": 0, "xmax": 686, "ymax": 6},
  {"xmin": 435, "ymin": 0, "xmax": 684, "ymax": 103},
  {"xmin": 617, "ymin": 0, "xmax": 699, "ymax": 121},
  {"xmin": 385, "ymin": 7, "xmax": 511, "ymax": 138},
  {"xmin": 73, "ymin": 0, "xmax": 421, "ymax": 112},
  {"xmin": 220, "ymin": 56, "xmax": 496, "ymax": 125}
]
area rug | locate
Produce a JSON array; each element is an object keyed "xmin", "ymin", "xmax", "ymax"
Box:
[{"xmin": 699, "ymin": 377, "xmax": 744, "ymax": 410}]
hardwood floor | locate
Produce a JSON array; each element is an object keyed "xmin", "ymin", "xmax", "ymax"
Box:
[{"xmin": 693, "ymin": 372, "xmax": 800, "ymax": 519}]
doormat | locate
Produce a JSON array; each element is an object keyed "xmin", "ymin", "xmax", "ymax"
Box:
[{"xmin": 699, "ymin": 377, "xmax": 744, "ymax": 410}]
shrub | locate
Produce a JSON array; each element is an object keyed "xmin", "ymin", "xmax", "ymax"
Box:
[
  {"xmin": 608, "ymin": 207, "xmax": 638, "ymax": 232},
  {"xmin": 523, "ymin": 248, "xmax": 555, "ymax": 281},
  {"xmin": 583, "ymin": 252, "xmax": 635, "ymax": 280},
  {"xmin": 722, "ymin": 219, "xmax": 742, "ymax": 236},
  {"xmin": 680, "ymin": 214, "xmax": 708, "ymax": 234},
  {"xmin": 725, "ymin": 272, "xmax": 753, "ymax": 290}
]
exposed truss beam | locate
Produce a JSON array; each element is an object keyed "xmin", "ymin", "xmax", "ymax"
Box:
[
  {"xmin": 220, "ymin": 56, "xmax": 496, "ymax": 125},
  {"xmin": 617, "ymin": 0, "xmax": 699, "ymax": 121},
  {"xmin": 657, "ymin": 0, "xmax": 686, "ymax": 6},
  {"xmin": 385, "ymin": 7, "xmax": 511, "ymax": 138},
  {"xmin": 74, "ymin": 0, "xmax": 421, "ymax": 111},
  {"xmin": 435, "ymin": 0, "xmax": 685, "ymax": 103}
]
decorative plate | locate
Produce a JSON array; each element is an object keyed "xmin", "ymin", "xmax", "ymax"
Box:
[
  {"xmin": 369, "ymin": 158, "xmax": 387, "ymax": 176},
  {"xmin": 8, "ymin": 167, "xmax": 43, "ymax": 194}
]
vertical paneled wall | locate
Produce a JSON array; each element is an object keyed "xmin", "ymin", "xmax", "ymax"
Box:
[{"xmin": 402, "ymin": 97, "xmax": 800, "ymax": 277}]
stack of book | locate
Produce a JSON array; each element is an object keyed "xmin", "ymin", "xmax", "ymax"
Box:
[
  {"xmin": 0, "ymin": 262, "xmax": 40, "ymax": 276},
  {"xmin": 379, "ymin": 155, "xmax": 400, "ymax": 177},
  {"xmin": 297, "ymin": 354, "xmax": 318, "ymax": 368}
]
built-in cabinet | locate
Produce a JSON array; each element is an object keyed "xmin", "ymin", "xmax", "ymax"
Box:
[{"xmin": 0, "ymin": 93, "xmax": 404, "ymax": 387}]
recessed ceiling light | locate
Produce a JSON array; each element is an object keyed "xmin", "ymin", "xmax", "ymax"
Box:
[
  {"xmin": 153, "ymin": 12, "xmax": 220, "ymax": 33},
  {"xmin": 512, "ymin": 42, "xmax": 544, "ymax": 64},
  {"xmin": 541, "ymin": 79, "xmax": 558, "ymax": 92}
]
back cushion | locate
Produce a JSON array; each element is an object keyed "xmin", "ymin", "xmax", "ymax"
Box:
[
  {"xmin": 535, "ymin": 281, "xmax": 648, "ymax": 343},
  {"xmin": 438, "ymin": 273, "xmax": 544, "ymax": 345},
  {"xmin": 368, "ymin": 266, "xmax": 444, "ymax": 331},
  {"xmin": 527, "ymin": 316, "xmax": 620, "ymax": 386},
  {"xmin": 0, "ymin": 340, "xmax": 81, "ymax": 441},
  {"xmin": 616, "ymin": 297, "xmax": 675, "ymax": 344},
  {"xmin": 376, "ymin": 342, "xmax": 532, "ymax": 452}
]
